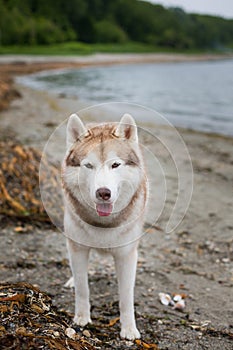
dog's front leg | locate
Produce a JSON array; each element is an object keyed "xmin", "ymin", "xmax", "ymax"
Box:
[
  {"xmin": 114, "ymin": 243, "xmax": 140, "ymax": 340},
  {"xmin": 66, "ymin": 238, "xmax": 91, "ymax": 326}
]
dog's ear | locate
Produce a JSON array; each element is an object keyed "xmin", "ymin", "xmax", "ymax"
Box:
[
  {"xmin": 114, "ymin": 114, "xmax": 138, "ymax": 143},
  {"xmin": 66, "ymin": 114, "xmax": 88, "ymax": 148}
]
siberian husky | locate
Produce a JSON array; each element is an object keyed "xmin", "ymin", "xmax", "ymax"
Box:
[{"xmin": 62, "ymin": 113, "xmax": 148, "ymax": 340}]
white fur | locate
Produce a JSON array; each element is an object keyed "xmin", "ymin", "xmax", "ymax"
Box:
[
  {"xmin": 115, "ymin": 113, "xmax": 138, "ymax": 143},
  {"xmin": 63, "ymin": 114, "xmax": 147, "ymax": 340},
  {"xmin": 66, "ymin": 113, "xmax": 89, "ymax": 148}
]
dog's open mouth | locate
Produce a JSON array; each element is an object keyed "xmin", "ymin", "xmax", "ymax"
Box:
[{"xmin": 96, "ymin": 203, "xmax": 113, "ymax": 217}]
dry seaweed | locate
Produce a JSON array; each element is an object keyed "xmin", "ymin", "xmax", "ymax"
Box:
[
  {"xmin": 0, "ymin": 78, "xmax": 21, "ymax": 111},
  {"xmin": 0, "ymin": 141, "xmax": 61, "ymax": 225},
  {"xmin": 0, "ymin": 282, "xmax": 94, "ymax": 350}
]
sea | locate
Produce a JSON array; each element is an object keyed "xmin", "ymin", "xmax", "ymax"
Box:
[{"xmin": 18, "ymin": 59, "xmax": 233, "ymax": 136}]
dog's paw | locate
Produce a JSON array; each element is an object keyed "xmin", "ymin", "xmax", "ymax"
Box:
[
  {"xmin": 120, "ymin": 326, "xmax": 141, "ymax": 340},
  {"xmin": 64, "ymin": 276, "xmax": 74, "ymax": 288},
  {"xmin": 74, "ymin": 315, "xmax": 92, "ymax": 327}
]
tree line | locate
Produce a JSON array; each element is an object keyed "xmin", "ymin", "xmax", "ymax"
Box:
[{"xmin": 0, "ymin": 0, "xmax": 233, "ymax": 50}]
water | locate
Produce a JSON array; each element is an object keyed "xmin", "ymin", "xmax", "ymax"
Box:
[{"xmin": 18, "ymin": 59, "xmax": 233, "ymax": 136}]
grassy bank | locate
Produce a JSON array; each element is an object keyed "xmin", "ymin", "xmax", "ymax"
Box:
[{"xmin": 0, "ymin": 41, "xmax": 216, "ymax": 56}]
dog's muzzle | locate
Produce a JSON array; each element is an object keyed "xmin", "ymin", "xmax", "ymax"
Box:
[{"xmin": 95, "ymin": 188, "xmax": 113, "ymax": 216}]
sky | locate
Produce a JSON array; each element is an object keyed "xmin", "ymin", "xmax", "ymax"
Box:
[{"xmin": 148, "ymin": 0, "xmax": 233, "ymax": 19}]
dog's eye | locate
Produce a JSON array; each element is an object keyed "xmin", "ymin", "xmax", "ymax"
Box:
[
  {"xmin": 112, "ymin": 162, "xmax": 121, "ymax": 169},
  {"xmin": 84, "ymin": 163, "xmax": 93, "ymax": 169}
]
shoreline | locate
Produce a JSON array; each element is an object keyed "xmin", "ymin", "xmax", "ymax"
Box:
[
  {"xmin": 6, "ymin": 53, "xmax": 233, "ymax": 140},
  {"xmin": 1, "ymin": 52, "xmax": 233, "ymax": 66},
  {"xmin": 1, "ymin": 53, "xmax": 233, "ymax": 82},
  {"xmin": 0, "ymin": 54, "xmax": 233, "ymax": 142}
]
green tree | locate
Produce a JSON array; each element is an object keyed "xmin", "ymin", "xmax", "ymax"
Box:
[
  {"xmin": 0, "ymin": 0, "xmax": 233, "ymax": 49},
  {"xmin": 95, "ymin": 20, "xmax": 127, "ymax": 43}
]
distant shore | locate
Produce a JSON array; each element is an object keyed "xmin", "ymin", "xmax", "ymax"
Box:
[{"xmin": 1, "ymin": 52, "xmax": 233, "ymax": 66}]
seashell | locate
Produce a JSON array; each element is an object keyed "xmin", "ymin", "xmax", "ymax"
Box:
[
  {"xmin": 83, "ymin": 329, "xmax": 91, "ymax": 338},
  {"xmin": 173, "ymin": 294, "xmax": 182, "ymax": 302},
  {"xmin": 65, "ymin": 327, "xmax": 76, "ymax": 339},
  {"xmin": 159, "ymin": 293, "xmax": 174, "ymax": 306},
  {"xmin": 173, "ymin": 299, "xmax": 185, "ymax": 311}
]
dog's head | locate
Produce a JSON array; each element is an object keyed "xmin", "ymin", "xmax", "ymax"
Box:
[{"xmin": 62, "ymin": 114, "xmax": 144, "ymax": 218}]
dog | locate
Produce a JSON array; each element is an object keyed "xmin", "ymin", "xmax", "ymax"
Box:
[{"xmin": 61, "ymin": 113, "xmax": 148, "ymax": 340}]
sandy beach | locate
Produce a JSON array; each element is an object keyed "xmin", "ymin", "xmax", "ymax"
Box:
[{"xmin": 0, "ymin": 54, "xmax": 233, "ymax": 349}]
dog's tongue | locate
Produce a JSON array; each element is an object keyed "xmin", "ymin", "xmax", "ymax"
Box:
[{"xmin": 96, "ymin": 203, "xmax": 113, "ymax": 217}]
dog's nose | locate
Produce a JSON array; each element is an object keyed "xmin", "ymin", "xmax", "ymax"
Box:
[{"xmin": 96, "ymin": 188, "xmax": 111, "ymax": 201}]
